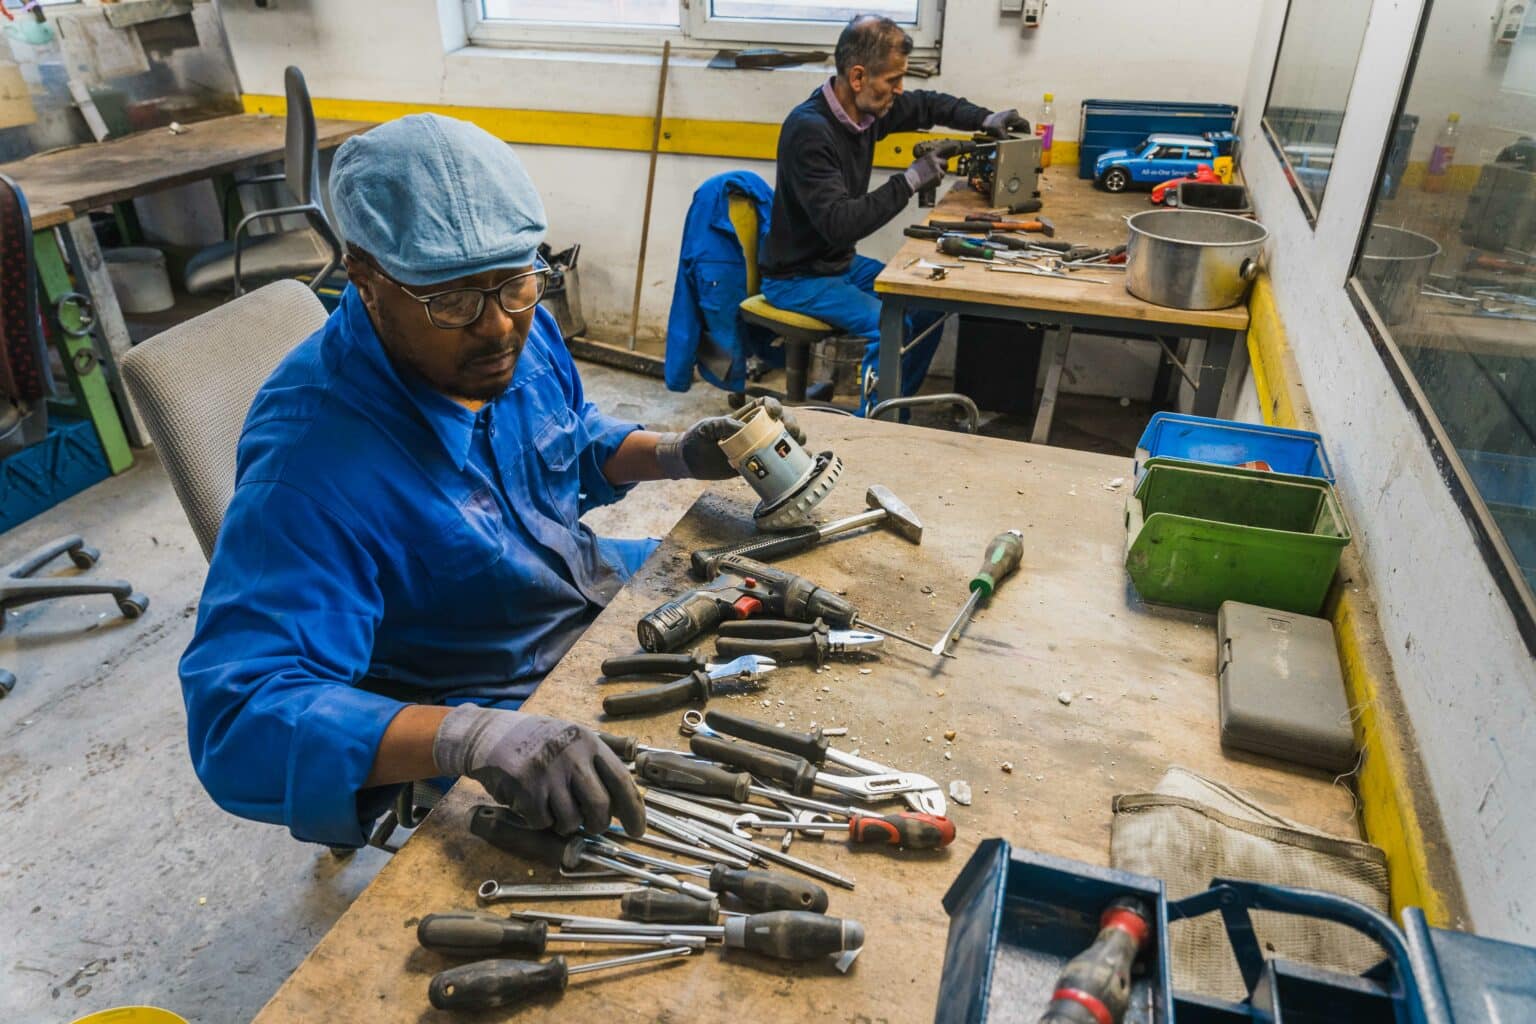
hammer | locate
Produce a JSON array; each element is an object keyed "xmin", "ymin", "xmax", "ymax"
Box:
[{"xmin": 689, "ymin": 485, "xmax": 922, "ymax": 580}]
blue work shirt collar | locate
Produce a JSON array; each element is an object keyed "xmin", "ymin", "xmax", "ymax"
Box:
[{"xmin": 336, "ymin": 284, "xmax": 520, "ymax": 471}]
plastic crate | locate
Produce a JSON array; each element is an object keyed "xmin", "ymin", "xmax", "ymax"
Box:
[
  {"xmin": 1078, "ymin": 99, "xmax": 1239, "ymax": 180},
  {"xmin": 937, "ymin": 839, "xmax": 1173, "ymax": 1024},
  {"xmin": 1135, "ymin": 413, "xmax": 1335, "ymax": 483},
  {"xmin": 0, "ymin": 414, "xmax": 111, "ymax": 534},
  {"xmin": 1126, "ymin": 461, "xmax": 1351, "ymax": 614}
]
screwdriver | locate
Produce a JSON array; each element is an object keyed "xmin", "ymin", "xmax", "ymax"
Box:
[
  {"xmin": 739, "ymin": 811, "xmax": 957, "ymax": 849},
  {"xmin": 939, "ymin": 235, "xmax": 998, "ymax": 260},
  {"xmin": 508, "ymin": 909, "xmax": 866, "ymax": 965},
  {"xmin": 428, "ymin": 947, "xmax": 694, "ymax": 1011},
  {"xmin": 931, "ymin": 529, "xmax": 1024, "ymax": 655},
  {"xmin": 417, "ymin": 910, "xmax": 707, "ymax": 958},
  {"xmin": 621, "ymin": 889, "xmax": 736, "ymax": 925}
]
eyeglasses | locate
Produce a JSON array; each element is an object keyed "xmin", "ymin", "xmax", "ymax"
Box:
[{"xmin": 390, "ymin": 260, "xmax": 550, "ymax": 330}]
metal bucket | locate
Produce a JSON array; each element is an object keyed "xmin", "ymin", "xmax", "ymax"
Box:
[
  {"xmin": 1357, "ymin": 224, "xmax": 1441, "ymax": 325},
  {"xmin": 1125, "ymin": 209, "xmax": 1268, "ymax": 310},
  {"xmin": 810, "ymin": 335, "xmax": 864, "ymax": 396}
]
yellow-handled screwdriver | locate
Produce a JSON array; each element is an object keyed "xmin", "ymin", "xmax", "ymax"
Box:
[{"xmin": 931, "ymin": 530, "xmax": 1024, "ymax": 655}]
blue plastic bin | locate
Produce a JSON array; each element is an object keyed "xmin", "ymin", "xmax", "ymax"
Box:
[
  {"xmin": 937, "ymin": 839, "xmax": 1173, "ymax": 1023},
  {"xmin": 1078, "ymin": 99, "xmax": 1239, "ymax": 180},
  {"xmin": 1134, "ymin": 413, "xmax": 1335, "ymax": 483},
  {"xmin": 0, "ymin": 414, "xmax": 111, "ymax": 534}
]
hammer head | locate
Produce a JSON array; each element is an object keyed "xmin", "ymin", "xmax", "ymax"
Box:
[{"xmin": 865, "ymin": 485, "xmax": 923, "ymax": 543}]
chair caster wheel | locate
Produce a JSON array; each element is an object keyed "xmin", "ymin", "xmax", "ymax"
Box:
[
  {"xmin": 727, "ymin": 391, "xmax": 747, "ymax": 410},
  {"xmin": 117, "ymin": 593, "xmax": 150, "ymax": 619},
  {"xmin": 0, "ymin": 669, "xmax": 15, "ymax": 697},
  {"xmin": 69, "ymin": 545, "xmax": 101, "ymax": 570}
]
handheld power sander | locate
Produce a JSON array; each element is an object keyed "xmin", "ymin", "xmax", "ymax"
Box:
[{"xmin": 719, "ymin": 404, "xmax": 841, "ymax": 531}]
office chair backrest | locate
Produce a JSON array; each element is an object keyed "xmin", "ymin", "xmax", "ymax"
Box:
[
  {"xmin": 121, "ymin": 280, "xmax": 328, "ymax": 560},
  {"xmin": 283, "ymin": 65, "xmax": 320, "ymax": 207},
  {"xmin": 727, "ymin": 193, "xmax": 761, "ymax": 296}
]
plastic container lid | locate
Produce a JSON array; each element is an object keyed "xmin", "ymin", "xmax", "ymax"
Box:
[{"xmin": 69, "ymin": 1009, "xmax": 189, "ymax": 1024}]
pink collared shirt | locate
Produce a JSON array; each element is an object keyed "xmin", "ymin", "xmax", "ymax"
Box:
[{"xmin": 821, "ymin": 77, "xmax": 875, "ymax": 134}]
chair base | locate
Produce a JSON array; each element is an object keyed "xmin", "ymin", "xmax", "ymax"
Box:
[{"xmin": 1, "ymin": 535, "xmax": 148, "ymax": 697}]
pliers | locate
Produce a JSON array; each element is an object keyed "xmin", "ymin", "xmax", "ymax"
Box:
[
  {"xmin": 600, "ymin": 653, "xmax": 777, "ymax": 717},
  {"xmin": 713, "ymin": 618, "xmax": 883, "ymax": 667}
]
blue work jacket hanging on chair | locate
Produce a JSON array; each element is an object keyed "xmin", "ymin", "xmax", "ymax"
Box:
[{"xmin": 663, "ymin": 171, "xmax": 778, "ymax": 392}]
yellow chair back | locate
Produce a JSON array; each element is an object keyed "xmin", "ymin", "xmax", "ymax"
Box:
[{"xmin": 727, "ymin": 193, "xmax": 761, "ymax": 296}]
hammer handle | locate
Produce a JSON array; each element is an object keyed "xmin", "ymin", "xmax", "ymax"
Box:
[{"xmin": 690, "ymin": 527, "xmax": 821, "ymax": 580}]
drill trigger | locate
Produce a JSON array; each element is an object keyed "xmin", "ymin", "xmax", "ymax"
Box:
[{"xmin": 731, "ymin": 595, "xmax": 763, "ymax": 619}]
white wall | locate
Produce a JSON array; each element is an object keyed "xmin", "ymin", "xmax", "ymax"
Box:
[
  {"xmin": 214, "ymin": 0, "xmax": 1261, "ymax": 390},
  {"xmin": 1242, "ymin": 0, "xmax": 1536, "ymax": 940}
]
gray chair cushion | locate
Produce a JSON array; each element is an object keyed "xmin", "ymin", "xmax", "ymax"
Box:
[
  {"xmin": 183, "ymin": 226, "xmax": 336, "ymax": 296},
  {"xmin": 120, "ymin": 280, "xmax": 329, "ymax": 560}
]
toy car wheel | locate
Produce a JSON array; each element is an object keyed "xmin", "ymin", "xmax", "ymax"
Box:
[
  {"xmin": 1102, "ymin": 167, "xmax": 1130, "ymax": 193},
  {"xmin": 1165, "ymin": 190, "xmax": 1180, "ymax": 208}
]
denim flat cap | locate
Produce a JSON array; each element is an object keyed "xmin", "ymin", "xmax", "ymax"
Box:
[{"xmin": 329, "ymin": 113, "xmax": 547, "ymax": 287}]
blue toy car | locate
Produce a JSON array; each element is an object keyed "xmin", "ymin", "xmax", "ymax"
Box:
[{"xmin": 1094, "ymin": 132, "xmax": 1238, "ymax": 193}]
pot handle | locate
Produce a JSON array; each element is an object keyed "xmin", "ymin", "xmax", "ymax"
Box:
[{"xmin": 1240, "ymin": 257, "xmax": 1262, "ymax": 282}]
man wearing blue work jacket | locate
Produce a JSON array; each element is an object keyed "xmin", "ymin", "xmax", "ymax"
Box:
[{"xmin": 180, "ymin": 114, "xmax": 804, "ymax": 849}]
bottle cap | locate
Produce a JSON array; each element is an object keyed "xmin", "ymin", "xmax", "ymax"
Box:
[
  {"xmin": 1449, "ymin": 112, "xmax": 1460, "ymax": 122},
  {"xmin": 1044, "ymin": 92, "xmax": 1054, "ymax": 101}
]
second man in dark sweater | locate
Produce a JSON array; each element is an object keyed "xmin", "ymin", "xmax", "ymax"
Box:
[{"xmin": 760, "ymin": 14, "xmax": 1028, "ymax": 410}]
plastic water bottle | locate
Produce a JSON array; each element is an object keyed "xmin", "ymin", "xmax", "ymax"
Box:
[
  {"xmin": 1424, "ymin": 112, "xmax": 1459, "ymax": 193},
  {"xmin": 1036, "ymin": 92, "xmax": 1055, "ymax": 168}
]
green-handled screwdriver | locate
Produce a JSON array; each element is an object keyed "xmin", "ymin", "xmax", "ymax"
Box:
[{"xmin": 931, "ymin": 530, "xmax": 1024, "ymax": 655}]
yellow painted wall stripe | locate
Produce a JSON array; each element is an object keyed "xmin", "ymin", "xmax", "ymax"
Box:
[
  {"xmin": 244, "ymin": 93, "xmax": 1079, "ymax": 170},
  {"xmin": 1246, "ymin": 276, "xmax": 1453, "ymax": 925}
]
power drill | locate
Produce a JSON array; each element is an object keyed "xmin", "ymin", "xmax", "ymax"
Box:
[
  {"xmin": 1038, "ymin": 897, "xmax": 1151, "ymax": 1024},
  {"xmin": 638, "ymin": 554, "xmax": 856, "ymax": 652}
]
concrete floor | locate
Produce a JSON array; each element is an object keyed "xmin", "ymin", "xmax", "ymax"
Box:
[{"xmin": 0, "ymin": 344, "xmax": 1143, "ymax": 1022}]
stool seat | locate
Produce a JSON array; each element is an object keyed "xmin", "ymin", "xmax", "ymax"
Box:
[{"xmin": 739, "ymin": 293, "xmax": 836, "ymax": 341}]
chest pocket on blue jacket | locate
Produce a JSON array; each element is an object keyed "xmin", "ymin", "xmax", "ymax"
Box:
[{"xmin": 534, "ymin": 408, "xmax": 582, "ymax": 524}]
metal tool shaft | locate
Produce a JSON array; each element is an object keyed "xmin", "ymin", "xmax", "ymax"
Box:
[
  {"xmin": 853, "ymin": 616, "xmax": 954, "ymax": 659},
  {"xmin": 478, "ymin": 880, "xmax": 644, "ymax": 903},
  {"xmin": 567, "ymin": 945, "xmax": 696, "ymax": 976},
  {"xmin": 580, "ymin": 850, "xmax": 714, "ymax": 901},
  {"xmin": 610, "ymin": 827, "xmax": 752, "ymax": 868},
  {"xmin": 555, "ymin": 932, "xmax": 708, "ymax": 951},
  {"xmin": 932, "ymin": 589, "xmax": 983, "ymax": 655},
  {"xmin": 512, "ymin": 909, "xmax": 726, "ymax": 939}
]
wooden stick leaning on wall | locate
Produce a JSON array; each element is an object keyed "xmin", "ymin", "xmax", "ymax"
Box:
[{"xmin": 628, "ymin": 40, "xmax": 671, "ymax": 351}]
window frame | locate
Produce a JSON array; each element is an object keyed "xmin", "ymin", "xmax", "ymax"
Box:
[
  {"xmin": 1345, "ymin": 0, "xmax": 1536, "ymax": 654},
  {"xmin": 1259, "ymin": 0, "xmax": 1370, "ymax": 228},
  {"xmin": 463, "ymin": 0, "xmax": 941, "ymax": 53}
]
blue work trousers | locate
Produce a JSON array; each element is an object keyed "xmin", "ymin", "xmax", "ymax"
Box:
[{"xmin": 762, "ymin": 255, "xmax": 944, "ymax": 413}]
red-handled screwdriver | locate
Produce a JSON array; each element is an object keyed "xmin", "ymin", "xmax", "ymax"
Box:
[{"xmin": 739, "ymin": 811, "xmax": 957, "ymax": 850}]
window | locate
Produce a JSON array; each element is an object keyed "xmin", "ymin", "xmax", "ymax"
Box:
[
  {"xmin": 467, "ymin": 0, "xmax": 940, "ymax": 50},
  {"xmin": 1261, "ymin": 0, "xmax": 1373, "ymax": 222},
  {"xmin": 1152, "ymin": 145, "xmax": 1184, "ymax": 159},
  {"xmin": 1188, "ymin": 146, "xmax": 1214, "ymax": 160},
  {"xmin": 1348, "ymin": 0, "xmax": 1536, "ymax": 645}
]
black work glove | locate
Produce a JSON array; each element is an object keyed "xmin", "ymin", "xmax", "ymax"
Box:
[
  {"xmin": 903, "ymin": 150, "xmax": 947, "ymax": 194},
  {"xmin": 655, "ymin": 396, "xmax": 807, "ymax": 480},
  {"xmin": 981, "ymin": 109, "xmax": 1031, "ymax": 139},
  {"xmin": 434, "ymin": 705, "xmax": 645, "ymax": 837}
]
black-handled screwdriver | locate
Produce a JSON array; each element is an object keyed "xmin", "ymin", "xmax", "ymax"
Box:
[
  {"xmin": 931, "ymin": 529, "xmax": 1024, "ymax": 655},
  {"xmin": 417, "ymin": 911, "xmax": 707, "ymax": 958},
  {"xmin": 428, "ymin": 947, "xmax": 695, "ymax": 1011}
]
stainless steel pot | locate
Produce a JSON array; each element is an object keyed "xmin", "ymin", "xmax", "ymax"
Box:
[
  {"xmin": 1126, "ymin": 209, "xmax": 1269, "ymax": 310},
  {"xmin": 1357, "ymin": 224, "xmax": 1441, "ymax": 325}
]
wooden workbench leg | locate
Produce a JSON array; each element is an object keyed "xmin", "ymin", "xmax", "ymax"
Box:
[
  {"xmin": 1193, "ymin": 331, "xmax": 1242, "ymax": 419},
  {"xmin": 875, "ymin": 299, "xmax": 904, "ymax": 407},
  {"xmin": 62, "ymin": 217, "xmax": 149, "ymax": 447},
  {"xmin": 33, "ymin": 229, "xmax": 134, "ymax": 474},
  {"xmin": 1030, "ymin": 324, "xmax": 1072, "ymax": 445},
  {"xmin": 1215, "ymin": 330, "xmax": 1250, "ymax": 419}
]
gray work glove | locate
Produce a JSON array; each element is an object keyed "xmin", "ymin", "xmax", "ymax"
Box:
[
  {"xmin": 434, "ymin": 704, "xmax": 646, "ymax": 837},
  {"xmin": 655, "ymin": 396, "xmax": 807, "ymax": 480},
  {"xmin": 903, "ymin": 150, "xmax": 947, "ymax": 194},
  {"xmin": 981, "ymin": 109, "xmax": 1031, "ymax": 139}
]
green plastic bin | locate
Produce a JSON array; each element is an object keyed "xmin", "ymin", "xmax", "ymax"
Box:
[{"xmin": 1125, "ymin": 460, "xmax": 1351, "ymax": 614}]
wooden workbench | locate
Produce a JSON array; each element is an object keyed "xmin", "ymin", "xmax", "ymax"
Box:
[
  {"xmin": 252, "ymin": 414, "xmax": 1357, "ymax": 1023},
  {"xmin": 0, "ymin": 113, "xmax": 373, "ymax": 474},
  {"xmin": 875, "ymin": 169, "xmax": 1253, "ymax": 442},
  {"xmin": 0, "ymin": 113, "xmax": 372, "ymax": 228}
]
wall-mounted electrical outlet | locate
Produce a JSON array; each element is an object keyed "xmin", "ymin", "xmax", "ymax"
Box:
[
  {"xmin": 999, "ymin": 0, "xmax": 1025, "ymax": 12},
  {"xmin": 1022, "ymin": 0, "xmax": 1046, "ymax": 29},
  {"xmin": 1495, "ymin": 0, "xmax": 1527, "ymax": 46}
]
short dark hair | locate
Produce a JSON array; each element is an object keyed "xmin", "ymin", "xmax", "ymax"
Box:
[{"xmin": 835, "ymin": 14, "xmax": 912, "ymax": 78}]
